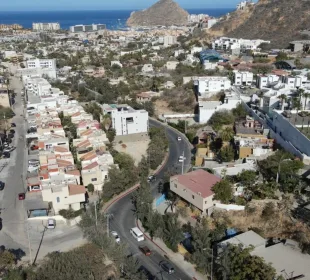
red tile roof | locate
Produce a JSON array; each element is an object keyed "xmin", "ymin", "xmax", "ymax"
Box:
[
  {"xmin": 66, "ymin": 169, "xmax": 80, "ymax": 176},
  {"xmin": 54, "ymin": 146, "xmax": 69, "ymax": 153},
  {"xmin": 77, "ymin": 140, "xmax": 91, "ymax": 148},
  {"xmin": 171, "ymin": 169, "xmax": 220, "ymax": 198},
  {"xmin": 83, "ymin": 161, "xmax": 99, "ymax": 170},
  {"xmin": 56, "ymin": 159, "xmax": 73, "ymax": 167},
  {"xmin": 80, "ymin": 150, "xmax": 96, "ymax": 161},
  {"xmin": 68, "ymin": 184, "xmax": 85, "ymax": 196}
]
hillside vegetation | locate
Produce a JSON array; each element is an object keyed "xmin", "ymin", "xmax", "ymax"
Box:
[{"xmin": 210, "ymin": 0, "xmax": 310, "ymax": 48}]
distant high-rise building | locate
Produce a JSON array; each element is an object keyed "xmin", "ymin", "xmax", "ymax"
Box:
[
  {"xmin": 32, "ymin": 22, "xmax": 60, "ymax": 31},
  {"xmin": 69, "ymin": 24, "xmax": 106, "ymax": 33}
]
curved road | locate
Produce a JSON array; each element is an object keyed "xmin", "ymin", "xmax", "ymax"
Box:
[{"xmin": 108, "ymin": 119, "xmax": 192, "ymax": 280}]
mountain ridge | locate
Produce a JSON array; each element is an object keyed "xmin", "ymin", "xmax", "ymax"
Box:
[
  {"xmin": 210, "ymin": 0, "xmax": 310, "ymax": 48},
  {"xmin": 127, "ymin": 0, "xmax": 189, "ymax": 27}
]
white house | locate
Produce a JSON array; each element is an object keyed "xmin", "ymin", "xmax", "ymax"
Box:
[
  {"xmin": 111, "ymin": 61, "xmax": 123, "ymax": 68},
  {"xmin": 166, "ymin": 61, "xmax": 179, "ymax": 70},
  {"xmin": 102, "ymin": 104, "xmax": 149, "ymax": 137},
  {"xmin": 212, "ymin": 37, "xmax": 270, "ymax": 51},
  {"xmin": 25, "ymin": 77, "xmax": 51, "ymax": 96},
  {"xmin": 257, "ymin": 74, "xmax": 281, "ymax": 89},
  {"xmin": 199, "ymin": 94, "xmax": 240, "ymax": 123},
  {"xmin": 163, "ymin": 36, "xmax": 177, "ymax": 47},
  {"xmin": 234, "ymin": 70, "xmax": 254, "ymax": 86},
  {"xmin": 142, "ymin": 64, "xmax": 154, "ymax": 73},
  {"xmin": 196, "ymin": 76, "xmax": 231, "ymax": 97}
]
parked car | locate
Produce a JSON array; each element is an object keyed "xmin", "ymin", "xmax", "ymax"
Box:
[
  {"xmin": 160, "ymin": 261, "xmax": 175, "ymax": 274},
  {"xmin": 11, "ymin": 123, "xmax": 16, "ymax": 127},
  {"xmin": 31, "ymin": 145, "xmax": 39, "ymax": 150},
  {"xmin": 3, "ymin": 152, "xmax": 10, "ymax": 158},
  {"xmin": 7, "ymin": 133, "xmax": 14, "ymax": 139},
  {"xmin": 47, "ymin": 219, "xmax": 56, "ymax": 229},
  {"xmin": 177, "ymin": 136, "xmax": 182, "ymax": 141},
  {"xmin": 111, "ymin": 231, "xmax": 120, "ymax": 243},
  {"xmin": 147, "ymin": 175, "xmax": 156, "ymax": 183},
  {"xmin": 139, "ymin": 246, "xmax": 151, "ymax": 256},
  {"xmin": 3, "ymin": 146, "xmax": 15, "ymax": 153},
  {"xmin": 9, "ymin": 129, "xmax": 15, "ymax": 134},
  {"xmin": 18, "ymin": 193, "xmax": 25, "ymax": 200},
  {"xmin": 0, "ymin": 181, "xmax": 4, "ymax": 191}
]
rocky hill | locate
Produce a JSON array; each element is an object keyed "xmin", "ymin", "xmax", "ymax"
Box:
[
  {"xmin": 210, "ymin": 0, "xmax": 310, "ymax": 48},
  {"xmin": 127, "ymin": 0, "xmax": 189, "ymax": 27}
]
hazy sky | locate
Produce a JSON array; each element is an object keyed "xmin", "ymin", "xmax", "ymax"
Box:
[{"xmin": 1, "ymin": 0, "xmax": 247, "ymax": 11}]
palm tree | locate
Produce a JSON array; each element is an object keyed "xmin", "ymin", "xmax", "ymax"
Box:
[
  {"xmin": 163, "ymin": 214, "xmax": 183, "ymax": 252},
  {"xmin": 279, "ymin": 94, "xmax": 287, "ymax": 111},
  {"xmin": 220, "ymin": 127, "xmax": 234, "ymax": 142}
]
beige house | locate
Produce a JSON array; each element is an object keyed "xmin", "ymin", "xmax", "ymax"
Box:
[
  {"xmin": 81, "ymin": 161, "xmax": 109, "ymax": 191},
  {"xmin": 41, "ymin": 183, "xmax": 85, "ymax": 214},
  {"xmin": 170, "ymin": 169, "xmax": 221, "ymax": 214}
]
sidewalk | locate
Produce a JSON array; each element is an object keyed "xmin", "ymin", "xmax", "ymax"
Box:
[{"xmin": 137, "ymin": 219, "xmax": 207, "ymax": 280}]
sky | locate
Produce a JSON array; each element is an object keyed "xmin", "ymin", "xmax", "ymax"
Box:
[{"xmin": 0, "ymin": 0, "xmax": 246, "ymax": 11}]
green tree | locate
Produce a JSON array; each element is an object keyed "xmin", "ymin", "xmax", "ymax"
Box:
[
  {"xmin": 232, "ymin": 103, "xmax": 247, "ymax": 120},
  {"xmin": 215, "ymin": 244, "xmax": 277, "ymax": 280},
  {"xmin": 212, "ymin": 180, "xmax": 233, "ymax": 203},
  {"xmin": 132, "ymin": 181, "xmax": 153, "ymax": 223},
  {"xmin": 219, "ymin": 127, "xmax": 234, "ymax": 142},
  {"xmin": 219, "ymin": 145, "xmax": 235, "ymax": 162},
  {"xmin": 190, "ymin": 221, "xmax": 212, "ymax": 274},
  {"xmin": 162, "ymin": 213, "xmax": 183, "ymax": 252},
  {"xmin": 87, "ymin": 183, "xmax": 95, "ymax": 194},
  {"xmin": 237, "ymin": 170, "xmax": 257, "ymax": 188},
  {"xmin": 138, "ymin": 156, "xmax": 149, "ymax": 179},
  {"xmin": 0, "ymin": 248, "xmax": 15, "ymax": 272},
  {"xmin": 276, "ymin": 51, "xmax": 289, "ymax": 61},
  {"xmin": 208, "ymin": 110, "xmax": 235, "ymax": 132},
  {"xmin": 107, "ymin": 129, "xmax": 116, "ymax": 143}
]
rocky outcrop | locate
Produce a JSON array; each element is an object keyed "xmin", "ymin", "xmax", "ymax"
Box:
[
  {"xmin": 210, "ymin": 0, "xmax": 310, "ymax": 48},
  {"xmin": 127, "ymin": 0, "xmax": 189, "ymax": 27}
]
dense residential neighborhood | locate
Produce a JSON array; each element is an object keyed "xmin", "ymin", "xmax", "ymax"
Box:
[{"xmin": 1, "ymin": 0, "xmax": 310, "ymax": 279}]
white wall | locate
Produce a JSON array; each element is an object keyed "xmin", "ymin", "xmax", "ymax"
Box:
[{"xmin": 112, "ymin": 109, "xmax": 149, "ymax": 136}]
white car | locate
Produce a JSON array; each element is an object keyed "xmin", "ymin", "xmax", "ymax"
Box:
[
  {"xmin": 177, "ymin": 136, "xmax": 182, "ymax": 141},
  {"xmin": 111, "ymin": 231, "xmax": 120, "ymax": 243},
  {"xmin": 3, "ymin": 146, "xmax": 15, "ymax": 153},
  {"xmin": 47, "ymin": 219, "xmax": 56, "ymax": 229},
  {"xmin": 178, "ymin": 156, "xmax": 185, "ymax": 162}
]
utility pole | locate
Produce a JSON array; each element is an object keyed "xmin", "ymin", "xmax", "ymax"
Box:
[
  {"xmin": 181, "ymin": 150, "xmax": 185, "ymax": 174},
  {"xmin": 94, "ymin": 200, "xmax": 98, "ymax": 227},
  {"xmin": 26, "ymin": 222, "xmax": 33, "ymax": 265}
]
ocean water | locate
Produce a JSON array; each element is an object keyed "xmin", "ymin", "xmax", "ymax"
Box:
[{"xmin": 0, "ymin": 9, "xmax": 233, "ymax": 30}]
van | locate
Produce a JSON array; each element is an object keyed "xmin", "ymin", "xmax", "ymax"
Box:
[{"xmin": 130, "ymin": 227, "xmax": 144, "ymax": 242}]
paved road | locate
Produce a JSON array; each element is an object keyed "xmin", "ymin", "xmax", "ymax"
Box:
[
  {"xmin": 108, "ymin": 119, "xmax": 192, "ymax": 280},
  {"xmin": 0, "ymin": 76, "xmax": 28, "ymax": 254}
]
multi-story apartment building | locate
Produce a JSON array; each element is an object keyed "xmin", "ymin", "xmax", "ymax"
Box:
[
  {"xmin": 102, "ymin": 104, "xmax": 149, "ymax": 137},
  {"xmin": 32, "ymin": 22, "xmax": 60, "ymax": 31},
  {"xmin": 212, "ymin": 37, "xmax": 270, "ymax": 51},
  {"xmin": 196, "ymin": 76, "xmax": 231, "ymax": 97},
  {"xmin": 24, "ymin": 77, "xmax": 51, "ymax": 96},
  {"xmin": 69, "ymin": 24, "xmax": 106, "ymax": 33},
  {"xmin": 26, "ymin": 59, "xmax": 56, "ymax": 70},
  {"xmin": 233, "ymin": 70, "xmax": 254, "ymax": 86}
]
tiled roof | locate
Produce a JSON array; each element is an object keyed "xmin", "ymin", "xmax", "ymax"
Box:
[
  {"xmin": 83, "ymin": 161, "xmax": 99, "ymax": 170},
  {"xmin": 56, "ymin": 159, "xmax": 73, "ymax": 167},
  {"xmin": 171, "ymin": 169, "xmax": 220, "ymax": 198},
  {"xmin": 54, "ymin": 146, "xmax": 69, "ymax": 153},
  {"xmin": 77, "ymin": 140, "xmax": 91, "ymax": 148},
  {"xmin": 66, "ymin": 169, "xmax": 80, "ymax": 176},
  {"xmin": 68, "ymin": 184, "xmax": 85, "ymax": 196}
]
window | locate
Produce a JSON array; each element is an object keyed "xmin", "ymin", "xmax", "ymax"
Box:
[
  {"xmin": 192, "ymin": 195, "xmax": 195, "ymax": 199},
  {"xmin": 174, "ymin": 183, "xmax": 177, "ymax": 188},
  {"xmin": 91, "ymin": 178, "xmax": 97, "ymax": 182},
  {"xmin": 56, "ymin": 197, "xmax": 60, "ymax": 203},
  {"xmin": 104, "ymin": 175, "xmax": 108, "ymax": 179},
  {"xmin": 39, "ymin": 176, "xmax": 44, "ymax": 180}
]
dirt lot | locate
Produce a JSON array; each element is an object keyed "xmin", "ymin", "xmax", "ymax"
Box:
[
  {"xmin": 114, "ymin": 139, "xmax": 150, "ymax": 166},
  {"xmin": 212, "ymin": 198, "xmax": 310, "ymax": 245}
]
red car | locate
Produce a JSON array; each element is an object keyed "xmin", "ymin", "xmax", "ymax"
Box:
[
  {"xmin": 139, "ymin": 246, "xmax": 151, "ymax": 256},
  {"xmin": 18, "ymin": 193, "xmax": 25, "ymax": 200},
  {"xmin": 31, "ymin": 145, "xmax": 39, "ymax": 150}
]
